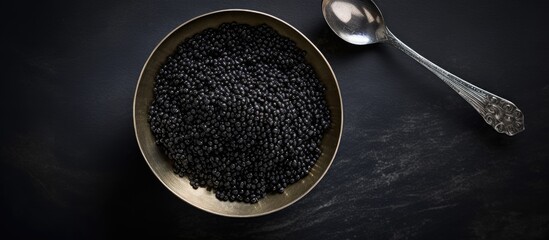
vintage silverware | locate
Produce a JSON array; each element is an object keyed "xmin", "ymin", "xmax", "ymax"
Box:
[{"xmin": 322, "ymin": 0, "xmax": 524, "ymax": 136}]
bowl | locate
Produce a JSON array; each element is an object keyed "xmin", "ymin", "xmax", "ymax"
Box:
[{"xmin": 133, "ymin": 9, "xmax": 343, "ymax": 217}]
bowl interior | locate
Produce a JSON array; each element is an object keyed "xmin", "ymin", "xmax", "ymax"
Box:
[{"xmin": 134, "ymin": 9, "xmax": 343, "ymax": 217}]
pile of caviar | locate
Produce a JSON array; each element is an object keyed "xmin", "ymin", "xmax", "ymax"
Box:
[{"xmin": 149, "ymin": 22, "xmax": 331, "ymax": 203}]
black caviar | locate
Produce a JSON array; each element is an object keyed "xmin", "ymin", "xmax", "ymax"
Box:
[{"xmin": 149, "ymin": 22, "xmax": 331, "ymax": 203}]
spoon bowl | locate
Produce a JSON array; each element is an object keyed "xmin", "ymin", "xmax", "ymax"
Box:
[
  {"xmin": 322, "ymin": 0, "xmax": 525, "ymax": 136},
  {"xmin": 322, "ymin": 0, "xmax": 386, "ymax": 45}
]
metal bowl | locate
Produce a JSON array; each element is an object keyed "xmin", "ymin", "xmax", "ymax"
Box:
[{"xmin": 133, "ymin": 9, "xmax": 343, "ymax": 217}]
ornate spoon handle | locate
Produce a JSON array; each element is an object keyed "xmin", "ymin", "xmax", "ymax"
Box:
[{"xmin": 385, "ymin": 29, "xmax": 524, "ymax": 136}]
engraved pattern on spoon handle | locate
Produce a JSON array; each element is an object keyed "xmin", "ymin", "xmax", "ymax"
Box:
[{"xmin": 384, "ymin": 29, "xmax": 524, "ymax": 136}]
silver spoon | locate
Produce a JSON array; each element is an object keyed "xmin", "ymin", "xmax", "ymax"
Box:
[{"xmin": 321, "ymin": 0, "xmax": 524, "ymax": 136}]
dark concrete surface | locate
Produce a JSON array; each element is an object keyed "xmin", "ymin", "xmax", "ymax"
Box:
[{"xmin": 1, "ymin": 0, "xmax": 548, "ymax": 239}]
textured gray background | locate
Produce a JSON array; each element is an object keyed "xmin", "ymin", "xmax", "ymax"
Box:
[{"xmin": 2, "ymin": 0, "xmax": 548, "ymax": 239}]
